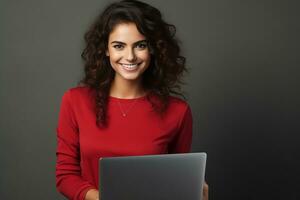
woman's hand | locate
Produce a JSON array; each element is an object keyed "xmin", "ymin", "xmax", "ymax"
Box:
[
  {"xmin": 85, "ymin": 189, "xmax": 99, "ymax": 200},
  {"xmin": 202, "ymin": 181, "xmax": 209, "ymax": 200}
]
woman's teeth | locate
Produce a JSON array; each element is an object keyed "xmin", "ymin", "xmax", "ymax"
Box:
[{"xmin": 121, "ymin": 63, "xmax": 139, "ymax": 70}]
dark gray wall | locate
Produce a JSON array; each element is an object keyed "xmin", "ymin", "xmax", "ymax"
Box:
[{"xmin": 1, "ymin": 0, "xmax": 299, "ymax": 199}]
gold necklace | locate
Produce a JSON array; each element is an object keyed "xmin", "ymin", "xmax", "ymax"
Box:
[{"xmin": 116, "ymin": 98, "xmax": 138, "ymax": 117}]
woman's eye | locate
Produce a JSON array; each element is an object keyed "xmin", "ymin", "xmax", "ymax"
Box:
[
  {"xmin": 136, "ymin": 43, "xmax": 147, "ymax": 49},
  {"xmin": 113, "ymin": 44, "xmax": 124, "ymax": 49}
]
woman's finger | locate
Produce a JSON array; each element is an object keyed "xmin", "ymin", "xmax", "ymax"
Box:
[{"xmin": 203, "ymin": 181, "xmax": 209, "ymax": 200}]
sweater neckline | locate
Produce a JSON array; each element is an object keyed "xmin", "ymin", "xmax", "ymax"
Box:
[{"xmin": 109, "ymin": 95, "xmax": 147, "ymax": 102}]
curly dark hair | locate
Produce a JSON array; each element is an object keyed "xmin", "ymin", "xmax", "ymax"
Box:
[{"xmin": 80, "ymin": 0, "xmax": 187, "ymax": 127}]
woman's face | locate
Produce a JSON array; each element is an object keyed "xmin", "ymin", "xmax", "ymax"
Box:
[{"xmin": 106, "ymin": 22, "xmax": 151, "ymax": 83}]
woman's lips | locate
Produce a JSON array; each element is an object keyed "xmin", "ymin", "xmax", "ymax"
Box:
[{"xmin": 120, "ymin": 63, "xmax": 141, "ymax": 71}]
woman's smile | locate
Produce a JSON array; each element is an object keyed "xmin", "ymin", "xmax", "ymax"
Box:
[{"xmin": 120, "ymin": 62, "xmax": 142, "ymax": 71}]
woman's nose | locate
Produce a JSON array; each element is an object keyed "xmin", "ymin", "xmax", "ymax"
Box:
[{"xmin": 125, "ymin": 48, "xmax": 137, "ymax": 62}]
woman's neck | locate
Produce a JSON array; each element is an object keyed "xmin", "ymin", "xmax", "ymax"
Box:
[{"xmin": 109, "ymin": 77, "xmax": 146, "ymax": 99}]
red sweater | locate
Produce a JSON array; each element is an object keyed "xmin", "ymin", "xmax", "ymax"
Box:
[{"xmin": 55, "ymin": 87, "xmax": 193, "ymax": 200}]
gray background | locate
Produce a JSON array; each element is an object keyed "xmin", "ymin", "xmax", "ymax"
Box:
[{"xmin": 1, "ymin": 0, "xmax": 299, "ymax": 199}]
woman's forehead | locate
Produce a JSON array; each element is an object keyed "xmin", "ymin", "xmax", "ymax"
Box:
[{"xmin": 108, "ymin": 22, "xmax": 146, "ymax": 44}]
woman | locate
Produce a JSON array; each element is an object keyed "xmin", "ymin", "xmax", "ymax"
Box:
[{"xmin": 55, "ymin": 0, "xmax": 208, "ymax": 200}]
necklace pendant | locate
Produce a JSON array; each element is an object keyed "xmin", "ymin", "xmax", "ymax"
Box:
[{"xmin": 117, "ymin": 98, "xmax": 138, "ymax": 118}]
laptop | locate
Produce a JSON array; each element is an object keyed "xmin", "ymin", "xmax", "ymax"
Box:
[{"xmin": 99, "ymin": 152, "xmax": 207, "ymax": 200}]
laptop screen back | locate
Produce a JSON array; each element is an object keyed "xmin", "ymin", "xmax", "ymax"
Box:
[{"xmin": 99, "ymin": 152, "xmax": 207, "ymax": 200}]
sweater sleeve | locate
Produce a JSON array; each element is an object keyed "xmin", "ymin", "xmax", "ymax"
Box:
[
  {"xmin": 56, "ymin": 90, "xmax": 97, "ymax": 200},
  {"xmin": 168, "ymin": 105, "xmax": 193, "ymax": 153}
]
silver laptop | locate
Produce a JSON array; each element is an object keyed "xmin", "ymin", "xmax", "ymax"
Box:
[{"xmin": 99, "ymin": 152, "xmax": 207, "ymax": 200}]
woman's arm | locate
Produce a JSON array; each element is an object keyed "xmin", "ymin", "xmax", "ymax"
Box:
[
  {"xmin": 56, "ymin": 90, "xmax": 97, "ymax": 200},
  {"xmin": 168, "ymin": 104, "xmax": 209, "ymax": 200},
  {"xmin": 168, "ymin": 104, "xmax": 193, "ymax": 153}
]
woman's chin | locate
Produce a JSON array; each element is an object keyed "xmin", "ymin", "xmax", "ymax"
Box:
[{"xmin": 115, "ymin": 73, "xmax": 142, "ymax": 82}]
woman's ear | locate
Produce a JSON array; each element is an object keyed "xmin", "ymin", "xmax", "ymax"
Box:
[{"xmin": 106, "ymin": 50, "xmax": 109, "ymax": 56}]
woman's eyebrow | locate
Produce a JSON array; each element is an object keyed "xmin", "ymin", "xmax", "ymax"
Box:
[{"xmin": 110, "ymin": 40, "xmax": 147, "ymax": 45}]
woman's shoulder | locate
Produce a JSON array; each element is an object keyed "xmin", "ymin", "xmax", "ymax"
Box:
[
  {"xmin": 65, "ymin": 85, "xmax": 94, "ymax": 94},
  {"xmin": 63, "ymin": 86, "xmax": 95, "ymax": 101},
  {"xmin": 160, "ymin": 96, "xmax": 192, "ymax": 123},
  {"xmin": 168, "ymin": 96, "xmax": 190, "ymax": 112}
]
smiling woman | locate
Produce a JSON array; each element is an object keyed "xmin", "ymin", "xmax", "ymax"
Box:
[
  {"xmin": 55, "ymin": 1, "xmax": 208, "ymax": 200},
  {"xmin": 79, "ymin": 0, "xmax": 188, "ymax": 127}
]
